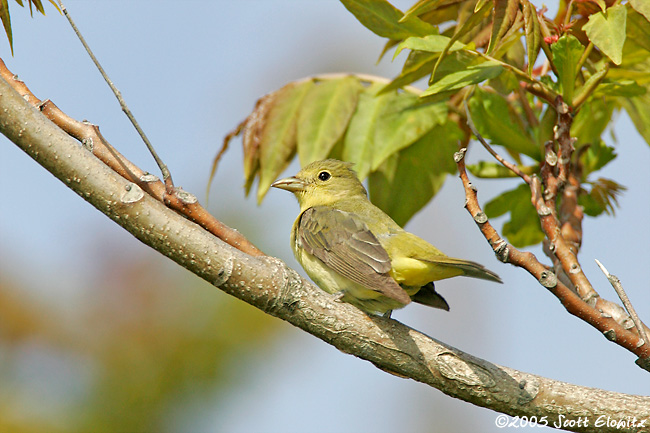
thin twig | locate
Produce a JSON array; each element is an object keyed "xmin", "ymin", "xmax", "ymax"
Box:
[
  {"xmin": 58, "ymin": 0, "xmax": 174, "ymax": 193},
  {"xmin": 453, "ymin": 147, "xmax": 650, "ymax": 366},
  {"xmin": 0, "ymin": 58, "xmax": 265, "ymax": 257},
  {"xmin": 595, "ymin": 260, "xmax": 649, "ymax": 350},
  {"xmin": 462, "ymin": 98, "xmax": 532, "ymax": 184}
]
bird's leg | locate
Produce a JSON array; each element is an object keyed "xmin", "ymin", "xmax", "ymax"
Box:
[
  {"xmin": 333, "ymin": 291, "xmax": 346, "ymax": 302},
  {"xmin": 383, "ymin": 310, "xmax": 393, "ymax": 319}
]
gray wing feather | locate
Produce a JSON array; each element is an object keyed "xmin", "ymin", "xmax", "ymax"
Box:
[{"xmin": 298, "ymin": 207, "xmax": 410, "ymax": 304}]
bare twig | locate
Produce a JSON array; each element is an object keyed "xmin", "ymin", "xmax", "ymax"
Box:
[
  {"xmin": 57, "ymin": 0, "xmax": 174, "ymax": 193},
  {"xmin": 596, "ymin": 260, "xmax": 650, "ymax": 353},
  {"xmin": 463, "ymin": 99, "xmax": 532, "ymax": 184},
  {"xmin": 454, "ymin": 147, "xmax": 650, "ymax": 368},
  {"xmin": 0, "ymin": 58, "xmax": 265, "ymax": 257}
]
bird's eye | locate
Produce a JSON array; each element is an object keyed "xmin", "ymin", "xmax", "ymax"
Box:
[{"xmin": 318, "ymin": 171, "xmax": 331, "ymax": 181}]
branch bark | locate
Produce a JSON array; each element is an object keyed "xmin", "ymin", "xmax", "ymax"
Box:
[{"xmin": 1, "ymin": 75, "xmax": 649, "ymax": 432}]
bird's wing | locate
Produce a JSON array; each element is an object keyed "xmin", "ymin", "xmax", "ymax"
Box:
[{"xmin": 297, "ymin": 206, "xmax": 410, "ymax": 304}]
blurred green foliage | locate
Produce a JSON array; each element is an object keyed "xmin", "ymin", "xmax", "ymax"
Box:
[{"xmin": 0, "ymin": 248, "xmax": 283, "ymax": 432}]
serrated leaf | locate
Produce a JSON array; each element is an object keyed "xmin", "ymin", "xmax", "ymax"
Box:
[
  {"xmin": 372, "ymin": 96, "xmax": 448, "ymax": 170},
  {"xmin": 487, "ymin": 0, "xmax": 519, "ymax": 54},
  {"xmin": 256, "ymin": 80, "xmax": 314, "ymax": 203},
  {"xmin": 467, "ymin": 161, "xmax": 537, "ymax": 178},
  {"xmin": 620, "ymin": 92, "xmax": 650, "ymax": 146},
  {"xmin": 579, "ymin": 178, "xmax": 626, "ymax": 216},
  {"xmin": 468, "ymin": 87, "xmax": 540, "ymax": 159},
  {"xmin": 521, "ymin": 0, "xmax": 541, "ymax": 76},
  {"xmin": 297, "ymin": 77, "xmax": 362, "ymax": 166},
  {"xmin": 630, "ymin": 0, "xmax": 650, "ymax": 22},
  {"xmin": 550, "ymin": 34, "xmax": 584, "ymax": 104},
  {"xmin": 340, "ymin": 0, "xmax": 437, "ymax": 40},
  {"xmin": 400, "ymin": 0, "xmax": 445, "ymax": 23},
  {"xmin": 424, "ymin": 60, "xmax": 503, "ymax": 95},
  {"xmin": 342, "ymin": 85, "xmax": 392, "ymax": 179},
  {"xmin": 368, "ymin": 122, "xmax": 461, "ymax": 226},
  {"xmin": 583, "ymin": 4, "xmax": 627, "ymax": 65},
  {"xmin": 393, "ymin": 34, "xmax": 465, "ymax": 59},
  {"xmin": 485, "ymin": 183, "xmax": 545, "ymax": 247}
]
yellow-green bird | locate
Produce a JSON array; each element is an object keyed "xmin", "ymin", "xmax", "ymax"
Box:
[{"xmin": 271, "ymin": 159, "xmax": 501, "ymax": 316}]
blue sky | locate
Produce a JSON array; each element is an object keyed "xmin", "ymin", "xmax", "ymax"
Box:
[{"xmin": 1, "ymin": 1, "xmax": 648, "ymax": 432}]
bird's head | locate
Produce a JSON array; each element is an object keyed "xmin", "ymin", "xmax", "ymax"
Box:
[{"xmin": 271, "ymin": 159, "xmax": 367, "ymax": 210}]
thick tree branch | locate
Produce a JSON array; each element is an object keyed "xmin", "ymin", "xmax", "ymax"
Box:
[
  {"xmin": 1, "ymin": 69, "xmax": 649, "ymax": 433},
  {"xmin": 0, "ymin": 58, "xmax": 264, "ymax": 257}
]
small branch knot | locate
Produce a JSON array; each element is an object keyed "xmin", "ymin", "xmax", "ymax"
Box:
[
  {"xmin": 545, "ymin": 150, "xmax": 558, "ymax": 166},
  {"xmin": 453, "ymin": 148, "xmax": 467, "ymax": 163},
  {"xmin": 473, "ymin": 211, "xmax": 488, "ymax": 224},
  {"xmin": 539, "ymin": 271, "xmax": 557, "ymax": 288},
  {"xmin": 603, "ymin": 329, "xmax": 617, "ymax": 342}
]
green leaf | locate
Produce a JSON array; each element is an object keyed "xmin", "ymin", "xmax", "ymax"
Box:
[
  {"xmin": 625, "ymin": 8, "xmax": 650, "ymax": 55},
  {"xmin": 381, "ymin": 50, "xmax": 438, "ymax": 94},
  {"xmin": 393, "ymin": 34, "xmax": 465, "ymax": 59},
  {"xmin": 1, "ymin": 0, "xmax": 13, "ymax": 55},
  {"xmin": 474, "ymin": 0, "xmax": 491, "ymax": 12},
  {"xmin": 630, "ymin": 0, "xmax": 650, "ymax": 23},
  {"xmin": 342, "ymin": 85, "xmax": 393, "ymax": 179},
  {"xmin": 551, "ymin": 34, "xmax": 584, "ymax": 104},
  {"xmin": 468, "ymin": 87, "xmax": 540, "ymax": 159},
  {"xmin": 583, "ymin": 4, "xmax": 627, "ymax": 65},
  {"xmin": 256, "ymin": 80, "xmax": 314, "ymax": 203},
  {"xmin": 340, "ymin": 0, "xmax": 436, "ymax": 40},
  {"xmin": 594, "ymin": 79, "xmax": 646, "ymax": 98},
  {"xmin": 521, "ymin": 0, "xmax": 541, "ymax": 76},
  {"xmin": 485, "ymin": 183, "xmax": 545, "ymax": 247},
  {"xmin": 580, "ymin": 140, "xmax": 617, "ymax": 177},
  {"xmin": 372, "ymin": 95, "xmax": 448, "ymax": 170},
  {"xmin": 487, "ymin": 0, "xmax": 519, "ymax": 55},
  {"xmin": 424, "ymin": 60, "xmax": 503, "ymax": 96},
  {"xmin": 484, "ymin": 184, "xmax": 522, "ymax": 218},
  {"xmin": 368, "ymin": 122, "xmax": 461, "ymax": 226},
  {"xmin": 431, "ymin": 0, "xmax": 492, "ymax": 81},
  {"xmin": 467, "ymin": 161, "xmax": 537, "ymax": 178},
  {"xmin": 400, "ymin": 0, "xmax": 445, "ymax": 23},
  {"xmin": 620, "ymin": 92, "xmax": 650, "ymax": 146},
  {"xmin": 536, "ymin": 106, "xmax": 556, "ymax": 146},
  {"xmin": 579, "ymin": 178, "xmax": 626, "ymax": 217},
  {"xmin": 297, "ymin": 77, "xmax": 362, "ymax": 166},
  {"xmin": 571, "ymin": 96, "xmax": 615, "ymax": 146}
]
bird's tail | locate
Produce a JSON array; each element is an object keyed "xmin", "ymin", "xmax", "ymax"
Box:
[{"xmin": 430, "ymin": 257, "xmax": 503, "ymax": 283}]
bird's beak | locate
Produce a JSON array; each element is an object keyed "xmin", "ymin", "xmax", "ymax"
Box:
[{"xmin": 271, "ymin": 176, "xmax": 307, "ymax": 192}]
